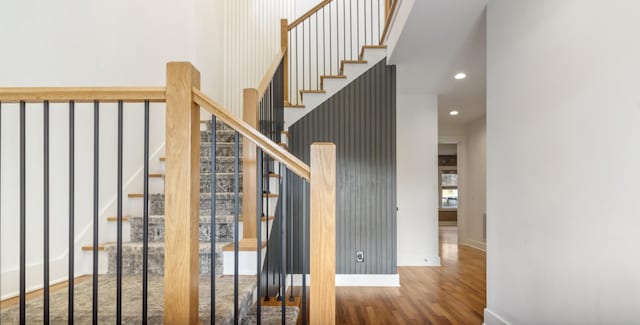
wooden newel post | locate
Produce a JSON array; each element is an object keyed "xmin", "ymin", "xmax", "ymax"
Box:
[
  {"xmin": 281, "ymin": 18, "xmax": 289, "ymax": 105},
  {"xmin": 309, "ymin": 142, "xmax": 336, "ymax": 325},
  {"xmin": 164, "ymin": 62, "xmax": 201, "ymax": 324},
  {"xmin": 242, "ymin": 88, "xmax": 259, "ymax": 239}
]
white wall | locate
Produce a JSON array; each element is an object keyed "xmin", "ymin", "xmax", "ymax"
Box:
[
  {"xmin": 1, "ymin": 0, "xmax": 297, "ymax": 299},
  {"xmin": 486, "ymin": 1, "xmax": 640, "ymax": 323},
  {"xmin": 396, "ymin": 89, "xmax": 440, "ymax": 266},
  {"xmin": 462, "ymin": 116, "xmax": 485, "ymax": 250}
]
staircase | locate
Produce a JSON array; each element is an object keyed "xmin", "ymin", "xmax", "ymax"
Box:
[{"xmin": 0, "ymin": 0, "xmax": 400, "ymax": 323}]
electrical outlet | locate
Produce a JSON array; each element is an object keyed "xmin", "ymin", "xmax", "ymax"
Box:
[{"xmin": 356, "ymin": 251, "xmax": 364, "ymax": 263}]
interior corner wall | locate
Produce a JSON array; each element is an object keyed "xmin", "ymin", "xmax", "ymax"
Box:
[
  {"xmin": 396, "ymin": 89, "xmax": 439, "ymax": 266},
  {"xmin": 487, "ymin": 1, "xmax": 640, "ymax": 323},
  {"xmin": 462, "ymin": 116, "xmax": 486, "ymax": 250}
]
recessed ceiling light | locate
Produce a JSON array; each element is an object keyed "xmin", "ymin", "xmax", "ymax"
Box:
[
  {"xmin": 454, "ymin": 73, "xmax": 467, "ymax": 80},
  {"xmin": 450, "ymin": 110, "xmax": 459, "ymax": 116}
]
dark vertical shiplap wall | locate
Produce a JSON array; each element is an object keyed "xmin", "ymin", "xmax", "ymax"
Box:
[{"xmin": 288, "ymin": 59, "xmax": 397, "ymax": 274}]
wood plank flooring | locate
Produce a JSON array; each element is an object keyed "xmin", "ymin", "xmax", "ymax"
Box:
[{"xmin": 335, "ymin": 226, "xmax": 486, "ymax": 324}]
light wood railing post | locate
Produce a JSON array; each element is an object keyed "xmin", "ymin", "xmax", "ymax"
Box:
[
  {"xmin": 164, "ymin": 62, "xmax": 201, "ymax": 325},
  {"xmin": 309, "ymin": 142, "xmax": 336, "ymax": 325},
  {"xmin": 242, "ymin": 88, "xmax": 259, "ymax": 239},
  {"xmin": 281, "ymin": 18, "xmax": 289, "ymax": 105}
]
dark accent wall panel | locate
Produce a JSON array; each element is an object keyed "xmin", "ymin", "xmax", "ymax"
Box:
[{"xmin": 288, "ymin": 59, "xmax": 397, "ymax": 274}]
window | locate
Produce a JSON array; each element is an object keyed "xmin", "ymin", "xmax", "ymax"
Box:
[{"xmin": 440, "ymin": 168, "xmax": 458, "ymax": 209}]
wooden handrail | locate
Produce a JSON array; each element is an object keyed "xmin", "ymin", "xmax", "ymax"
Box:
[
  {"xmin": 380, "ymin": 0, "xmax": 400, "ymax": 45},
  {"xmin": 192, "ymin": 87, "xmax": 311, "ymax": 181},
  {"xmin": 0, "ymin": 87, "xmax": 166, "ymax": 103},
  {"xmin": 288, "ymin": 0, "xmax": 332, "ymax": 30},
  {"xmin": 256, "ymin": 48, "xmax": 287, "ymax": 97}
]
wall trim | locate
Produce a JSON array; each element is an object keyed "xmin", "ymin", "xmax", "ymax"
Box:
[
  {"xmin": 286, "ymin": 274, "xmax": 401, "ymax": 288},
  {"xmin": 463, "ymin": 239, "xmax": 487, "ymax": 252},
  {"xmin": 484, "ymin": 308, "xmax": 510, "ymax": 325}
]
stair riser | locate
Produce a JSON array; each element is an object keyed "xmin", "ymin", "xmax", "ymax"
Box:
[
  {"xmin": 106, "ymin": 248, "xmax": 222, "ymax": 275},
  {"xmin": 200, "ymin": 144, "xmax": 242, "ymax": 159},
  {"xmin": 200, "ymin": 174, "xmax": 243, "ymax": 194},
  {"xmin": 130, "ymin": 218, "xmax": 236, "ymax": 243},
  {"xmin": 200, "ymin": 157, "xmax": 243, "ymax": 174},
  {"xmin": 200, "ymin": 130, "xmax": 237, "ymax": 143},
  {"xmin": 148, "ymin": 193, "xmax": 243, "ymax": 216}
]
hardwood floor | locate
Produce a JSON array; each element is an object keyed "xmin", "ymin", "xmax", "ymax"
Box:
[{"xmin": 335, "ymin": 226, "xmax": 486, "ymax": 324}]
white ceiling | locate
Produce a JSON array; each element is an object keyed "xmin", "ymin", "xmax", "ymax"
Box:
[{"xmin": 389, "ymin": 0, "xmax": 487, "ymax": 131}]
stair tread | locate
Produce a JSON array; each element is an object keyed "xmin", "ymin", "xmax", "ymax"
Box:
[
  {"xmin": 221, "ymin": 238, "xmax": 267, "ymax": 252},
  {"xmin": 299, "ymin": 89, "xmax": 326, "ymax": 94}
]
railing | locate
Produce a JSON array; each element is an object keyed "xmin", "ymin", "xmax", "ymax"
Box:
[
  {"xmin": 0, "ymin": 61, "xmax": 336, "ymax": 324},
  {"xmin": 0, "ymin": 89, "xmax": 163, "ymax": 324},
  {"xmin": 282, "ymin": 0, "xmax": 396, "ymax": 106}
]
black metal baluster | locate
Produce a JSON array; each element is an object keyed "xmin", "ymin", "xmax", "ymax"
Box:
[
  {"xmin": 142, "ymin": 101, "xmax": 150, "ymax": 325},
  {"xmin": 364, "ymin": 0, "xmax": 367, "ymax": 46},
  {"xmin": 256, "ymin": 148, "xmax": 264, "ymax": 324},
  {"xmin": 323, "ymin": 7, "xmax": 326, "ymax": 77},
  {"xmin": 308, "ymin": 19, "xmax": 312, "ymax": 89},
  {"xmin": 343, "ymin": 0, "xmax": 346, "ymax": 61},
  {"xmin": 44, "ymin": 100, "xmax": 50, "ymax": 324},
  {"xmin": 357, "ymin": 0, "xmax": 360, "ymax": 56},
  {"xmin": 19, "ymin": 101, "xmax": 26, "ymax": 325},
  {"xmin": 378, "ymin": 0, "xmax": 381, "ymax": 43},
  {"xmin": 264, "ymin": 153, "xmax": 271, "ymax": 301},
  {"xmin": 301, "ymin": 181, "xmax": 307, "ymax": 325},
  {"xmin": 371, "ymin": 0, "xmax": 375, "ymax": 45},
  {"xmin": 117, "ymin": 100, "xmax": 123, "ymax": 325},
  {"xmin": 288, "ymin": 173, "xmax": 294, "ymax": 303},
  {"xmin": 210, "ymin": 115, "xmax": 217, "ymax": 325},
  {"xmin": 295, "ymin": 28, "xmax": 299, "ymax": 105},
  {"xmin": 68, "ymin": 101, "xmax": 75, "ymax": 324},
  {"xmin": 280, "ymin": 165, "xmax": 287, "ymax": 324},
  {"xmin": 92, "ymin": 100, "xmax": 99, "ymax": 325},
  {"xmin": 233, "ymin": 131, "xmax": 240, "ymax": 325},
  {"xmin": 302, "ymin": 23, "xmax": 305, "ymax": 96},
  {"xmin": 316, "ymin": 12, "xmax": 319, "ymax": 90},
  {"xmin": 329, "ymin": 3, "xmax": 333, "ymax": 75}
]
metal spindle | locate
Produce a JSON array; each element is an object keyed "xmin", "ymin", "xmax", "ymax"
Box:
[
  {"xmin": 92, "ymin": 100, "xmax": 99, "ymax": 325},
  {"xmin": 364, "ymin": 0, "xmax": 367, "ymax": 47},
  {"xmin": 233, "ymin": 131, "xmax": 240, "ymax": 325},
  {"xmin": 316, "ymin": 13, "xmax": 319, "ymax": 90},
  {"xmin": 288, "ymin": 172, "xmax": 294, "ymax": 302},
  {"xmin": 256, "ymin": 149, "xmax": 264, "ymax": 324},
  {"xmin": 301, "ymin": 181, "xmax": 308, "ymax": 325},
  {"xmin": 44, "ymin": 100, "xmax": 50, "ymax": 324},
  {"xmin": 264, "ymin": 153, "xmax": 271, "ymax": 301},
  {"xmin": 142, "ymin": 101, "xmax": 150, "ymax": 324},
  {"xmin": 117, "ymin": 100, "xmax": 124, "ymax": 325},
  {"xmin": 378, "ymin": 0, "xmax": 381, "ymax": 42},
  {"xmin": 68, "ymin": 101, "xmax": 75, "ymax": 324},
  {"xmin": 345, "ymin": 0, "xmax": 349, "ymax": 60},
  {"xmin": 280, "ymin": 165, "xmax": 287, "ymax": 324},
  {"xmin": 19, "ymin": 101, "xmax": 26, "ymax": 325},
  {"xmin": 302, "ymin": 23, "xmax": 305, "ymax": 96},
  {"xmin": 329, "ymin": 3, "xmax": 333, "ymax": 75},
  {"xmin": 308, "ymin": 19, "xmax": 312, "ymax": 89},
  {"xmin": 210, "ymin": 115, "xmax": 217, "ymax": 325},
  {"xmin": 295, "ymin": 28, "xmax": 299, "ymax": 105},
  {"xmin": 323, "ymin": 7, "xmax": 326, "ymax": 77},
  {"xmin": 357, "ymin": 0, "xmax": 360, "ymax": 56}
]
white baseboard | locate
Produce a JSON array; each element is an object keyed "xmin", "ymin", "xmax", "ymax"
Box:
[
  {"xmin": 463, "ymin": 239, "xmax": 487, "ymax": 252},
  {"xmin": 285, "ymin": 274, "xmax": 400, "ymax": 288},
  {"xmin": 484, "ymin": 308, "xmax": 509, "ymax": 325},
  {"xmin": 336, "ymin": 274, "xmax": 400, "ymax": 287}
]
